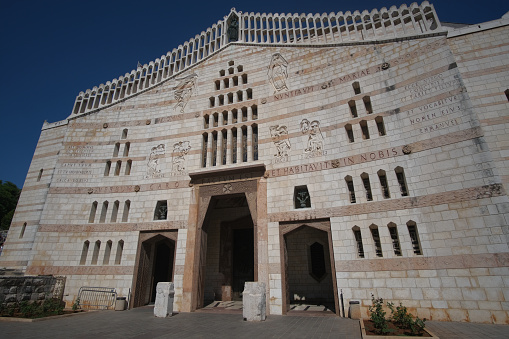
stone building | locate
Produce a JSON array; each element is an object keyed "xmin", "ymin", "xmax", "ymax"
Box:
[{"xmin": 1, "ymin": 1, "xmax": 509, "ymax": 323}]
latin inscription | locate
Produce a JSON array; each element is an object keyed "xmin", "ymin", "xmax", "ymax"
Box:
[
  {"xmin": 193, "ymin": 172, "xmax": 260, "ymax": 185},
  {"xmin": 274, "ymin": 86, "xmax": 314, "ymax": 101},
  {"xmin": 64, "ymin": 145, "xmax": 94, "ymax": 157},
  {"xmin": 269, "ymin": 147, "xmax": 400, "ymax": 178}
]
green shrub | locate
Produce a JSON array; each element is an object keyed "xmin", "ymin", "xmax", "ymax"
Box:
[
  {"xmin": 368, "ymin": 294, "xmax": 392, "ymax": 335},
  {"xmin": 388, "ymin": 301, "xmax": 427, "ymax": 336}
]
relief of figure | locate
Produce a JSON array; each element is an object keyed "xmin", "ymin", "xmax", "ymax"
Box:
[
  {"xmin": 172, "ymin": 141, "xmax": 191, "ymax": 174},
  {"xmin": 270, "ymin": 125, "xmax": 291, "ymax": 158},
  {"xmin": 174, "ymin": 73, "xmax": 198, "ymax": 113},
  {"xmin": 268, "ymin": 53, "xmax": 289, "ymax": 93},
  {"xmin": 300, "ymin": 119, "xmax": 324, "ymax": 153},
  {"xmin": 147, "ymin": 144, "xmax": 165, "ymax": 177}
]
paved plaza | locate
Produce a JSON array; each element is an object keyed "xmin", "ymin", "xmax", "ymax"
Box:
[{"xmin": 1, "ymin": 306, "xmax": 509, "ymax": 338}]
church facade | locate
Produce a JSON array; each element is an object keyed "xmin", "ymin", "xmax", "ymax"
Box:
[{"xmin": 2, "ymin": 2, "xmax": 509, "ymax": 323}]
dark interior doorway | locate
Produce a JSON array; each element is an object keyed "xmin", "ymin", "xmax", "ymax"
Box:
[
  {"xmin": 232, "ymin": 228, "xmax": 254, "ymax": 300},
  {"xmin": 151, "ymin": 241, "xmax": 175, "ymax": 302},
  {"xmin": 199, "ymin": 194, "xmax": 256, "ymax": 308},
  {"xmin": 132, "ymin": 232, "xmax": 177, "ymax": 308}
]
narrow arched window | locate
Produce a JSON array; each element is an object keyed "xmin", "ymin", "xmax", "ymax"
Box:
[
  {"xmin": 113, "ymin": 143, "xmax": 120, "ymax": 157},
  {"xmin": 89, "ymin": 201, "xmax": 98, "ymax": 223},
  {"xmin": 378, "ymin": 170, "xmax": 390, "ymax": 198},
  {"xmin": 123, "ymin": 142, "xmax": 130, "ymax": 157},
  {"xmin": 103, "ymin": 240, "xmax": 112, "ymax": 265},
  {"xmin": 375, "ymin": 116, "xmax": 386, "ymax": 136},
  {"xmin": 395, "ymin": 167, "xmax": 409, "ymax": 196},
  {"xmin": 360, "ymin": 120, "xmax": 370, "ymax": 139},
  {"xmin": 91, "ymin": 240, "xmax": 101, "ymax": 265},
  {"xmin": 363, "ymin": 96, "xmax": 373, "ymax": 114},
  {"xmin": 115, "ymin": 161, "xmax": 122, "ymax": 176},
  {"xmin": 115, "ymin": 240, "xmax": 124, "ymax": 264},
  {"xmin": 345, "ymin": 124, "xmax": 354, "ymax": 143},
  {"xmin": 407, "ymin": 221, "xmax": 422, "ymax": 255},
  {"xmin": 388, "ymin": 223, "xmax": 402, "ymax": 256},
  {"xmin": 122, "ymin": 200, "xmax": 130, "ymax": 222},
  {"xmin": 20, "ymin": 222, "xmax": 27, "ymax": 238},
  {"xmin": 352, "ymin": 81, "xmax": 361, "ymax": 94},
  {"xmin": 80, "ymin": 241, "xmax": 90, "ymax": 265},
  {"xmin": 37, "ymin": 169, "xmax": 43, "ymax": 182},
  {"xmin": 345, "ymin": 176, "xmax": 356, "ymax": 203},
  {"xmin": 348, "ymin": 100, "xmax": 357, "ymax": 118},
  {"xmin": 125, "ymin": 160, "xmax": 132, "ymax": 175},
  {"xmin": 361, "ymin": 173, "xmax": 373, "ymax": 201},
  {"xmin": 110, "ymin": 200, "xmax": 119, "ymax": 223},
  {"xmin": 99, "ymin": 201, "xmax": 108, "ymax": 223},
  {"xmin": 104, "ymin": 161, "xmax": 111, "ymax": 176},
  {"xmin": 353, "ymin": 227, "xmax": 364, "ymax": 258},
  {"xmin": 370, "ymin": 224, "xmax": 383, "ymax": 257},
  {"xmin": 121, "ymin": 129, "xmax": 128, "ymax": 139}
]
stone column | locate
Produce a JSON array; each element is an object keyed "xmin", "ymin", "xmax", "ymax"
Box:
[
  {"xmin": 218, "ymin": 112, "xmax": 224, "ymax": 126},
  {"xmin": 227, "ymin": 110, "xmax": 233, "ymax": 125},
  {"xmin": 247, "ymin": 106, "xmax": 253, "ymax": 121},
  {"xmin": 237, "ymin": 128, "xmax": 243, "ymax": 163},
  {"xmin": 226, "ymin": 129, "xmax": 233, "ymax": 165},
  {"xmin": 209, "ymin": 114, "xmax": 215, "ymax": 128},
  {"xmin": 206, "ymin": 132, "xmax": 213, "ymax": 167},
  {"xmin": 216, "ymin": 131, "xmax": 223, "ymax": 166},
  {"xmin": 247, "ymin": 125, "xmax": 253, "ymax": 162}
]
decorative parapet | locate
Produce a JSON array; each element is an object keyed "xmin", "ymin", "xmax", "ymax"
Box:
[{"xmin": 70, "ymin": 2, "xmax": 442, "ymax": 117}]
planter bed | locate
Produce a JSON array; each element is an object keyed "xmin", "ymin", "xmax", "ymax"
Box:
[
  {"xmin": 0, "ymin": 310, "xmax": 89, "ymax": 322},
  {"xmin": 360, "ymin": 319, "xmax": 440, "ymax": 338}
]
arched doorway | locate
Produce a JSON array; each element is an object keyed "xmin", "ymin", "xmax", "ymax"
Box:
[
  {"xmin": 131, "ymin": 231, "xmax": 177, "ymax": 308},
  {"xmin": 198, "ymin": 194, "xmax": 255, "ymax": 309},
  {"xmin": 280, "ymin": 220, "xmax": 339, "ymax": 315}
]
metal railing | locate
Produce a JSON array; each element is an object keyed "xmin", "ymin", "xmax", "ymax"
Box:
[{"xmin": 77, "ymin": 287, "xmax": 117, "ymax": 310}]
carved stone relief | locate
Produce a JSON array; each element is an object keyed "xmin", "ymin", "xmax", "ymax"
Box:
[
  {"xmin": 146, "ymin": 144, "xmax": 165, "ymax": 178},
  {"xmin": 174, "ymin": 73, "xmax": 198, "ymax": 113},
  {"xmin": 300, "ymin": 119, "xmax": 324, "ymax": 156},
  {"xmin": 270, "ymin": 125, "xmax": 291, "ymax": 159},
  {"xmin": 268, "ymin": 53, "xmax": 289, "ymax": 93},
  {"xmin": 172, "ymin": 141, "xmax": 191, "ymax": 175}
]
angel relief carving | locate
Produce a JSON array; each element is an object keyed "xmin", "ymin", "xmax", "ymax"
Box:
[
  {"xmin": 146, "ymin": 144, "xmax": 165, "ymax": 178},
  {"xmin": 300, "ymin": 119, "xmax": 325, "ymax": 157},
  {"xmin": 174, "ymin": 73, "xmax": 198, "ymax": 113},
  {"xmin": 268, "ymin": 53, "xmax": 289, "ymax": 93},
  {"xmin": 172, "ymin": 141, "xmax": 191, "ymax": 175},
  {"xmin": 270, "ymin": 125, "xmax": 291, "ymax": 161}
]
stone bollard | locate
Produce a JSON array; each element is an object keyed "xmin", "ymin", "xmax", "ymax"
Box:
[
  {"xmin": 242, "ymin": 282, "xmax": 266, "ymax": 321},
  {"xmin": 154, "ymin": 282, "xmax": 174, "ymax": 318},
  {"xmin": 348, "ymin": 300, "xmax": 361, "ymax": 319}
]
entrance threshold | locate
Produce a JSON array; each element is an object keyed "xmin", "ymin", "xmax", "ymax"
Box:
[
  {"xmin": 287, "ymin": 303, "xmax": 336, "ymax": 317},
  {"xmin": 196, "ymin": 300, "xmax": 243, "ymax": 314}
]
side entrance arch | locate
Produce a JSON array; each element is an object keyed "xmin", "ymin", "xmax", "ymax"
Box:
[
  {"xmin": 131, "ymin": 231, "xmax": 178, "ymax": 308},
  {"xmin": 279, "ymin": 219, "xmax": 339, "ymax": 315}
]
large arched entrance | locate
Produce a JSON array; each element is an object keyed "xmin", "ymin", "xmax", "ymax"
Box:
[
  {"xmin": 199, "ymin": 194, "xmax": 255, "ymax": 309},
  {"xmin": 131, "ymin": 231, "xmax": 177, "ymax": 308}
]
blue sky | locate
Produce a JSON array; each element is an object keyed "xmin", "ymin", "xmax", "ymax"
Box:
[{"xmin": 1, "ymin": 0, "xmax": 507, "ymax": 188}]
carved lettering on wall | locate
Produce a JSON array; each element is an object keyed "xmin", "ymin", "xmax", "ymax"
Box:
[
  {"xmin": 300, "ymin": 119, "xmax": 325, "ymax": 157},
  {"xmin": 274, "ymin": 86, "xmax": 314, "ymax": 101},
  {"xmin": 174, "ymin": 73, "xmax": 198, "ymax": 113},
  {"xmin": 172, "ymin": 141, "xmax": 191, "ymax": 175},
  {"xmin": 268, "ymin": 53, "xmax": 289, "ymax": 93},
  {"xmin": 64, "ymin": 145, "xmax": 94, "ymax": 157},
  {"xmin": 146, "ymin": 144, "xmax": 165, "ymax": 178},
  {"xmin": 403, "ymin": 74, "xmax": 461, "ymax": 101},
  {"xmin": 270, "ymin": 125, "xmax": 291, "ymax": 161}
]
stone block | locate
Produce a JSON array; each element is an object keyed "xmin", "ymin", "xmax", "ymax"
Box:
[
  {"xmin": 242, "ymin": 282, "xmax": 266, "ymax": 322},
  {"xmin": 154, "ymin": 282, "xmax": 174, "ymax": 318}
]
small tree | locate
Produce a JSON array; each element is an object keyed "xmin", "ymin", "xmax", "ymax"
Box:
[{"xmin": 368, "ymin": 294, "xmax": 391, "ymax": 335}]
